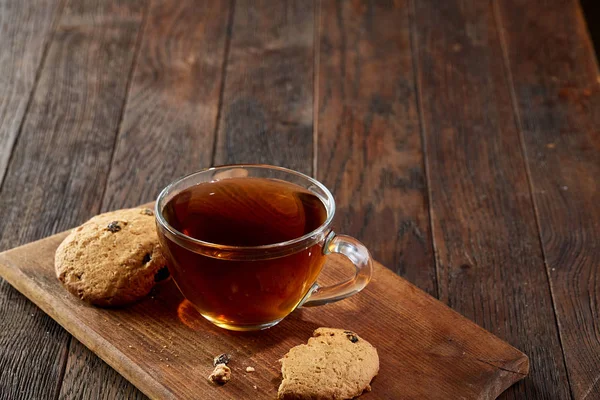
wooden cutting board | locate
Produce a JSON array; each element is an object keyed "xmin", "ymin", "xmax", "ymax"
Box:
[{"xmin": 0, "ymin": 228, "xmax": 528, "ymax": 399}]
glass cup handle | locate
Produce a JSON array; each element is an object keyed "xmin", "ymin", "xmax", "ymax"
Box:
[{"xmin": 302, "ymin": 231, "xmax": 373, "ymax": 307}]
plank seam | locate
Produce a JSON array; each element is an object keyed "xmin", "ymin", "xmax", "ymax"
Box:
[
  {"xmin": 407, "ymin": 0, "xmax": 440, "ymax": 299},
  {"xmin": 0, "ymin": 0, "xmax": 67, "ymax": 192},
  {"xmin": 0, "ymin": 0, "xmax": 69, "ymax": 394},
  {"xmin": 312, "ymin": 0, "xmax": 322, "ymax": 178},
  {"xmin": 210, "ymin": 0, "xmax": 236, "ymax": 168},
  {"xmin": 97, "ymin": 1, "xmax": 151, "ymax": 213},
  {"xmin": 52, "ymin": 335, "xmax": 72, "ymax": 400},
  {"xmin": 491, "ymin": 1, "xmax": 574, "ymax": 398}
]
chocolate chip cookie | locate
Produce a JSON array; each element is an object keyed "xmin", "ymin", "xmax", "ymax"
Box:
[
  {"xmin": 278, "ymin": 328, "xmax": 379, "ymax": 400},
  {"xmin": 55, "ymin": 207, "xmax": 168, "ymax": 307}
]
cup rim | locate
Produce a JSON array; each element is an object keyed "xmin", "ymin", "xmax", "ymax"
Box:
[{"xmin": 155, "ymin": 164, "xmax": 336, "ymax": 253}]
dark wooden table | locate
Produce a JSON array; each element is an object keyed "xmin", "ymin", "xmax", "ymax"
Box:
[{"xmin": 0, "ymin": 1, "xmax": 598, "ymax": 399}]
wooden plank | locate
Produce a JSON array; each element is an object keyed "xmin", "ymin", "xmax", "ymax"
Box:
[
  {"xmin": 0, "ymin": 0, "xmax": 146, "ymax": 250},
  {"xmin": 0, "ymin": 0, "xmax": 61, "ymax": 187},
  {"xmin": 213, "ymin": 0, "xmax": 315, "ymax": 176},
  {"xmin": 0, "ymin": 279, "xmax": 70, "ymax": 399},
  {"xmin": 59, "ymin": 1, "xmax": 234, "ymax": 397},
  {"xmin": 0, "ymin": 230, "xmax": 528, "ymax": 400},
  {"xmin": 411, "ymin": 0, "xmax": 572, "ymax": 398},
  {"xmin": 58, "ymin": 341, "xmax": 145, "ymax": 399},
  {"xmin": 101, "ymin": 0, "xmax": 232, "ymax": 211},
  {"xmin": 0, "ymin": 2, "xmax": 64, "ymax": 398},
  {"xmin": 316, "ymin": 0, "xmax": 436, "ymax": 295},
  {"xmin": 0, "ymin": 0, "xmax": 146, "ymax": 398},
  {"xmin": 495, "ymin": 0, "xmax": 600, "ymax": 398}
]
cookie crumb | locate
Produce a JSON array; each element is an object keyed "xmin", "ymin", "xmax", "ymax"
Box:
[
  {"xmin": 106, "ymin": 221, "xmax": 121, "ymax": 233},
  {"xmin": 213, "ymin": 353, "xmax": 231, "ymax": 366},
  {"xmin": 140, "ymin": 208, "xmax": 154, "ymax": 216},
  {"xmin": 253, "ymin": 385, "xmax": 258, "ymax": 390},
  {"xmin": 246, "ymin": 366, "xmax": 255, "ymax": 372},
  {"xmin": 208, "ymin": 364, "xmax": 231, "ymax": 385}
]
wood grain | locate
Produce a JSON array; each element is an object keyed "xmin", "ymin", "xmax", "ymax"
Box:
[
  {"xmin": 0, "ymin": 229, "xmax": 528, "ymax": 400},
  {"xmin": 0, "ymin": 0, "xmax": 61, "ymax": 187},
  {"xmin": 0, "ymin": 279, "xmax": 70, "ymax": 400},
  {"xmin": 0, "ymin": 0, "xmax": 595, "ymax": 397},
  {"xmin": 0, "ymin": 0, "xmax": 145, "ymax": 251},
  {"xmin": 101, "ymin": 0, "xmax": 232, "ymax": 211},
  {"xmin": 495, "ymin": 0, "xmax": 600, "ymax": 398},
  {"xmin": 0, "ymin": 0, "xmax": 146, "ymax": 398},
  {"xmin": 59, "ymin": 341, "xmax": 144, "ymax": 400},
  {"xmin": 213, "ymin": 0, "xmax": 315, "ymax": 176},
  {"xmin": 411, "ymin": 0, "xmax": 571, "ymax": 398},
  {"xmin": 316, "ymin": 0, "xmax": 436, "ymax": 295},
  {"xmin": 0, "ymin": 3, "xmax": 65, "ymax": 398},
  {"xmin": 60, "ymin": 1, "xmax": 234, "ymax": 398}
]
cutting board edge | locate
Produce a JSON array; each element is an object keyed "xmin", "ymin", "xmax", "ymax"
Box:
[{"xmin": 372, "ymin": 265, "xmax": 529, "ymax": 373}]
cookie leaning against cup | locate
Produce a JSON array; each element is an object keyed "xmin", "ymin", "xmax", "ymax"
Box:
[{"xmin": 55, "ymin": 207, "xmax": 169, "ymax": 307}]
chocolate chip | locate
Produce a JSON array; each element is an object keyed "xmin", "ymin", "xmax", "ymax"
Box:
[
  {"xmin": 106, "ymin": 221, "xmax": 121, "ymax": 233},
  {"xmin": 213, "ymin": 353, "xmax": 231, "ymax": 366},
  {"xmin": 142, "ymin": 253, "xmax": 152, "ymax": 264},
  {"xmin": 154, "ymin": 266, "xmax": 170, "ymax": 282},
  {"xmin": 344, "ymin": 331, "xmax": 359, "ymax": 343},
  {"xmin": 140, "ymin": 208, "xmax": 154, "ymax": 216}
]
